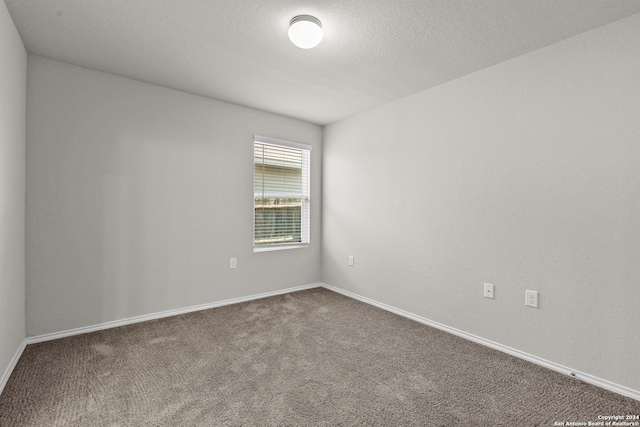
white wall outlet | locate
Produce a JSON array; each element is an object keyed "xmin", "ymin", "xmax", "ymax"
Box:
[
  {"xmin": 230, "ymin": 258, "xmax": 237, "ymax": 269},
  {"xmin": 483, "ymin": 283, "xmax": 494, "ymax": 299},
  {"xmin": 348, "ymin": 255, "xmax": 354, "ymax": 266},
  {"xmin": 525, "ymin": 290, "xmax": 538, "ymax": 308}
]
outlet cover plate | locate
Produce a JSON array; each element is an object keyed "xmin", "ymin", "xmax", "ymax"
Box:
[{"xmin": 525, "ymin": 290, "xmax": 538, "ymax": 308}]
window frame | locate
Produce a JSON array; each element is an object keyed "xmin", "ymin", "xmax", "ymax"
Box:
[{"xmin": 253, "ymin": 135, "xmax": 311, "ymax": 252}]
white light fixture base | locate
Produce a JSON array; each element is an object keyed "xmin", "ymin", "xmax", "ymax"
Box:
[{"xmin": 288, "ymin": 15, "xmax": 323, "ymax": 49}]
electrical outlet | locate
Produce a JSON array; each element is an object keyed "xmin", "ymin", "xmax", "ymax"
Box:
[
  {"xmin": 483, "ymin": 283, "xmax": 494, "ymax": 299},
  {"xmin": 348, "ymin": 255, "xmax": 354, "ymax": 266},
  {"xmin": 230, "ymin": 258, "xmax": 237, "ymax": 269},
  {"xmin": 525, "ymin": 290, "xmax": 538, "ymax": 308}
]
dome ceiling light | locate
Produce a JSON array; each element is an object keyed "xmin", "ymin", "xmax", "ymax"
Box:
[{"xmin": 288, "ymin": 15, "xmax": 323, "ymax": 49}]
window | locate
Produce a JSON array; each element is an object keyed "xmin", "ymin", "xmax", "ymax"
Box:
[{"xmin": 254, "ymin": 135, "xmax": 311, "ymax": 251}]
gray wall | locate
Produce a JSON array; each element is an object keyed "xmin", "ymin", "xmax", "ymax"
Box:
[
  {"xmin": 322, "ymin": 14, "xmax": 640, "ymax": 391},
  {"xmin": 26, "ymin": 56, "xmax": 322, "ymax": 336},
  {"xmin": 0, "ymin": 1, "xmax": 26, "ymax": 381}
]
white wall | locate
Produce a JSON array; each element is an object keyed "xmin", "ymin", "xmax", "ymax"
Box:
[
  {"xmin": 0, "ymin": 0, "xmax": 26, "ymax": 385},
  {"xmin": 323, "ymin": 14, "xmax": 640, "ymax": 392},
  {"xmin": 26, "ymin": 56, "xmax": 322, "ymax": 336}
]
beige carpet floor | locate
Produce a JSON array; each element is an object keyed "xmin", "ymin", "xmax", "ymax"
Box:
[{"xmin": 1, "ymin": 287, "xmax": 638, "ymax": 426}]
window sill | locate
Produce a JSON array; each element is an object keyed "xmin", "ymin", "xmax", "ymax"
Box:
[{"xmin": 253, "ymin": 243, "xmax": 309, "ymax": 253}]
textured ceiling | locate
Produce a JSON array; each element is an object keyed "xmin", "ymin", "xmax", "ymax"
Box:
[{"xmin": 5, "ymin": 0, "xmax": 640, "ymax": 125}]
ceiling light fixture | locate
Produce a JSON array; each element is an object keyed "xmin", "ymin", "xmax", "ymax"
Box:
[{"xmin": 288, "ymin": 15, "xmax": 323, "ymax": 49}]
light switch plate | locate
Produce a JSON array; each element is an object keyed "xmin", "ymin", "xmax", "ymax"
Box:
[{"xmin": 484, "ymin": 283, "xmax": 494, "ymax": 299}]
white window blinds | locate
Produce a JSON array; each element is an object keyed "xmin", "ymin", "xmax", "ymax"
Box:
[{"xmin": 254, "ymin": 136, "xmax": 311, "ymax": 250}]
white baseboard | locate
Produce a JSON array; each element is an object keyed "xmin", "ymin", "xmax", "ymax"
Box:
[
  {"xmin": 27, "ymin": 283, "xmax": 321, "ymax": 344},
  {"xmin": 320, "ymin": 282, "xmax": 640, "ymax": 402},
  {"xmin": 0, "ymin": 339, "xmax": 27, "ymax": 396}
]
